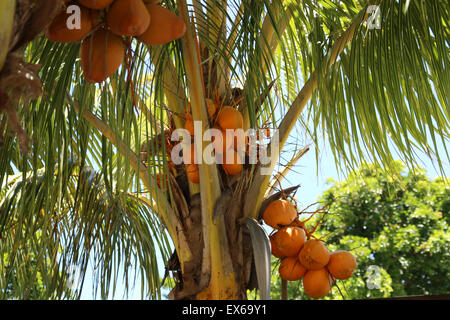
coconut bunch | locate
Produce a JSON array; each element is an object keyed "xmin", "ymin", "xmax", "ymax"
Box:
[
  {"xmin": 263, "ymin": 199, "xmax": 357, "ymax": 299},
  {"xmin": 46, "ymin": 0, "xmax": 186, "ymax": 83},
  {"xmin": 183, "ymin": 100, "xmax": 247, "ymax": 183}
]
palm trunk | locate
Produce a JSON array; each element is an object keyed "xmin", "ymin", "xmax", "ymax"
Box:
[{"xmin": 167, "ymin": 185, "xmax": 254, "ymax": 300}]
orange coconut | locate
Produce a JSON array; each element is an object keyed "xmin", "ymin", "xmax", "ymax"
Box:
[
  {"xmin": 298, "ymin": 239, "xmax": 330, "ymax": 270},
  {"xmin": 327, "ymin": 250, "xmax": 357, "ymax": 280},
  {"xmin": 184, "ymin": 106, "xmax": 192, "ymax": 120},
  {"xmin": 78, "ymin": 0, "xmax": 114, "ymax": 10},
  {"xmin": 137, "ymin": 4, "xmax": 186, "ymax": 45},
  {"xmin": 46, "ymin": 6, "xmax": 93, "ymax": 43},
  {"xmin": 107, "ymin": 0, "xmax": 150, "ymax": 36},
  {"xmin": 216, "ymin": 106, "xmax": 243, "ymax": 130},
  {"xmin": 186, "ymin": 164, "xmax": 200, "ymax": 184},
  {"xmin": 262, "ymin": 199, "xmax": 297, "ymax": 229},
  {"xmin": 303, "ymin": 268, "xmax": 333, "ymax": 299},
  {"xmin": 89, "ymin": 8, "xmax": 102, "ymax": 26},
  {"xmin": 80, "ymin": 29, "xmax": 125, "ymax": 83},
  {"xmin": 269, "ymin": 234, "xmax": 285, "ymax": 259},
  {"xmin": 221, "ymin": 149, "xmax": 242, "ymax": 175},
  {"xmin": 271, "ymin": 226, "xmax": 306, "ymax": 257},
  {"xmin": 279, "ymin": 257, "xmax": 307, "ymax": 281}
]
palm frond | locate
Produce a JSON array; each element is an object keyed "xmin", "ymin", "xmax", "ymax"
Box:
[
  {"xmin": 0, "ymin": 162, "xmax": 169, "ymax": 299},
  {"xmin": 302, "ymin": 0, "xmax": 449, "ymax": 174}
]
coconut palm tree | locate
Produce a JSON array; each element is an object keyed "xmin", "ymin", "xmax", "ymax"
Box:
[{"xmin": 0, "ymin": 0, "xmax": 448, "ymax": 299}]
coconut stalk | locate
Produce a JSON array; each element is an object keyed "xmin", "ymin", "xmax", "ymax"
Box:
[
  {"xmin": 177, "ymin": 0, "xmax": 239, "ymax": 299},
  {"xmin": 281, "ymin": 279, "xmax": 288, "ymax": 300}
]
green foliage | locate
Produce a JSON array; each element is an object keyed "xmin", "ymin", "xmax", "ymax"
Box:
[
  {"xmin": 0, "ymin": 165, "xmax": 171, "ymax": 299},
  {"xmin": 270, "ymin": 162, "xmax": 449, "ymax": 299}
]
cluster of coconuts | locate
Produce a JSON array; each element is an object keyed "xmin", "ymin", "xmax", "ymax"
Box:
[
  {"xmin": 46, "ymin": 0, "xmax": 186, "ymax": 83},
  {"xmin": 263, "ymin": 199, "xmax": 357, "ymax": 299},
  {"xmin": 183, "ymin": 100, "xmax": 246, "ymax": 184}
]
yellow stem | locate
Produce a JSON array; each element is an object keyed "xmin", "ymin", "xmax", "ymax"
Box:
[{"xmin": 178, "ymin": 0, "xmax": 238, "ymax": 299}]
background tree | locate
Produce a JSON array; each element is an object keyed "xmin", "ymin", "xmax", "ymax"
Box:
[
  {"xmin": 0, "ymin": 0, "xmax": 448, "ymax": 299},
  {"xmin": 269, "ymin": 162, "xmax": 449, "ymax": 300}
]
